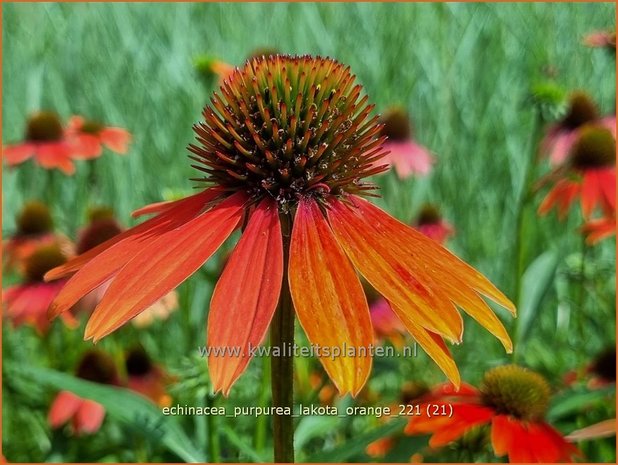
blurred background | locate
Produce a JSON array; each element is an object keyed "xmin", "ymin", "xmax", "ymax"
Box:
[{"xmin": 2, "ymin": 2, "xmax": 616, "ymax": 463}]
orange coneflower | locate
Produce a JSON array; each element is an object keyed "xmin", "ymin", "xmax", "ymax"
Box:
[
  {"xmin": 540, "ymin": 91, "xmax": 615, "ymax": 166},
  {"xmin": 67, "ymin": 116, "xmax": 131, "ymax": 158},
  {"xmin": 413, "ymin": 204, "xmax": 454, "ymax": 244},
  {"xmin": 194, "ymin": 47, "xmax": 280, "ymax": 86},
  {"xmin": 125, "ymin": 346, "xmax": 174, "ymax": 407},
  {"xmin": 3, "ymin": 201, "xmax": 72, "ymax": 273},
  {"xmin": 3, "ymin": 241, "xmax": 77, "ymax": 333},
  {"xmin": 49, "ymin": 350, "xmax": 119, "ymax": 435},
  {"xmin": 378, "ymin": 107, "xmax": 434, "ymax": 179},
  {"xmin": 405, "ymin": 365, "xmax": 581, "ymax": 463},
  {"xmin": 3, "ymin": 111, "xmax": 81, "ymax": 174},
  {"xmin": 46, "ymin": 55, "xmax": 514, "ymax": 396},
  {"xmin": 539, "ymin": 125, "xmax": 616, "ymax": 220}
]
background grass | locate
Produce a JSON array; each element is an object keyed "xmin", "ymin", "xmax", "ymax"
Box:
[{"xmin": 3, "ymin": 2, "xmax": 616, "ymax": 463}]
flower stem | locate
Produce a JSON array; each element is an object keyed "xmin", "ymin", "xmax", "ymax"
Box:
[
  {"xmin": 205, "ymin": 393, "xmax": 221, "ymax": 462},
  {"xmin": 513, "ymin": 110, "xmax": 543, "ymax": 307},
  {"xmin": 271, "ymin": 213, "xmax": 295, "ymax": 463}
]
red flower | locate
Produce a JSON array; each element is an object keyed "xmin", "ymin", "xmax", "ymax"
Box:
[
  {"xmin": 3, "ymin": 111, "xmax": 80, "ymax": 174},
  {"xmin": 48, "ymin": 350, "xmax": 119, "ymax": 435},
  {"xmin": 378, "ymin": 108, "xmax": 434, "ymax": 178},
  {"xmin": 405, "ymin": 365, "xmax": 581, "ymax": 462},
  {"xmin": 539, "ymin": 125, "xmax": 616, "ymax": 219},
  {"xmin": 3, "ymin": 242, "xmax": 77, "ymax": 333},
  {"xmin": 46, "ymin": 56, "xmax": 515, "ymax": 396},
  {"xmin": 67, "ymin": 116, "xmax": 131, "ymax": 158},
  {"xmin": 540, "ymin": 91, "xmax": 615, "ymax": 166}
]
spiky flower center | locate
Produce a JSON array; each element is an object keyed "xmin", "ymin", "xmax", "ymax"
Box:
[
  {"xmin": 77, "ymin": 218, "xmax": 123, "ymax": 254},
  {"xmin": 190, "ymin": 55, "xmax": 387, "ymax": 210},
  {"xmin": 25, "ymin": 111, "xmax": 63, "ymax": 142},
  {"xmin": 561, "ymin": 92, "xmax": 599, "ymax": 130},
  {"xmin": 379, "ymin": 108, "xmax": 412, "ymax": 141},
  {"xmin": 24, "ymin": 244, "xmax": 67, "ymax": 282},
  {"xmin": 16, "ymin": 201, "xmax": 53, "ymax": 235},
  {"xmin": 76, "ymin": 350, "xmax": 118, "ymax": 385},
  {"xmin": 125, "ymin": 347, "xmax": 153, "ymax": 376},
  {"xmin": 569, "ymin": 125, "xmax": 616, "ymax": 169},
  {"xmin": 480, "ymin": 365, "xmax": 550, "ymax": 421},
  {"xmin": 415, "ymin": 204, "xmax": 442, "ymax": 225},
  {"xmin": 80, "ymin": 119, "xmax": 104, "ymax": 134}
]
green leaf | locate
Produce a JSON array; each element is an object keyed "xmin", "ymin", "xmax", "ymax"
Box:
[
  {"xmin": 305, "ymin": 418, "xmax": 406, "ymax": 463},
  {"xmin": 11, "ymin": 363, "xmax": 205, "ymax": 463},
  {"xmin": 548, "ymin": 385, "xmax": 616, "ymax": 421},
  {"xmin": 515, "ymin": 249, "xmax": 560, "ymax": 349},
  {"xmin": 219, "ymin": 425, "xmax": 268, "ymax": 462},
  {"xmin": 294, "ymin": 415, "xmax": 340, "ymax": 450}
]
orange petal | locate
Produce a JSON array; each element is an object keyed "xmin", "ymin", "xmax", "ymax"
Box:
[
  {"xmin": 327, "ymin": 197, "xmax": 464, "ymax": 342},
  {"xmin": 400, "ymin": 318, "xmax": 460, "ymax": 387},
  {"xmin": 566, "ymin": 418, "xmax": 616, "ymax": 441},
  {"xmin": 289, "ymin": 198, "xmax": 373, "ymax": 396},
  {"xmin": 46, "ymin": 190, "xmax": 216, "ymax": 281},
  {"xmin": 100, "ymin": 127, "xmax": 132, "ymax": 154},
  {"xmin": 84, "ymin": 193, "xmax": 246, "ymax": 342},
  {"xmin": 48, "ymin": 390, "xmax": 82, "ymax": 428},
  {"xmin": 208, "ymin": 198, "xmax": 283, "ymax": 395},
  {"xmin": 131, "ymin": 200, "xmax": 176, "ymax": 218},
  {"xmin": 48, "ymin": 191, "xmax": 216, "ymax": 319}
]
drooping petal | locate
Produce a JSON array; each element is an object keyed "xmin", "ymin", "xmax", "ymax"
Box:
[
  {"xmin": 290, "ymin": 198, "xmax": 373, "ymax": 395},
  {"xmin": 131, "ymin": 200, "xmax": 175, "ymax": 218},
  {"xmin": 48, "ymin": 191, "xmax": 217, "ymax": 319},
  {"xmin": 566, "ymin": 419, "xmax": 616, "ymax": 441},
  {"xmin": 48, "ymin": 391, "xmax": 82, "ymax": 428},
  {"xmin": 538, "ymin": 179, "xmax": 580, "ymax": 219},
  {"xmin": 398, "ymin": 315, "xmax": 460, "ymax": 386},
  {"xmin": 84, "ymin": 193, "xmax": 246, "ymax": 342},
  {"xmin": 491, "ymin": 414, "xmax": 515, "ymax": 457},
  {"xmin": 74, "ymin": 399, "xmax": 106, "ymax": 435},
  {"xmin": 582, "ymin": 216, "xmax": 616, "ymax": 244},
  {"xmin": 428, "ymin": 404, "xmax": 494, "ymax": 447},
  {"xmin": 208, "ymin": 198, "xmax": 283, "ymax": 395},
  {"xmin": 3, "ymin": 143, "xmax": 35, "ymax": 165},
  {"xmin": 597, "ymin": 168, "xmax": 616, "ymax": 214},
  {"xmin": 581, "ymin": 170, "xmax": 602, "ymax": 218},
  {"xmin": 100, "ymin": 127, "xmax": 132, "ymax": 154},
  {"xmin": 334, "ymin": 196, "xmax": 515, "ymax": 313}
]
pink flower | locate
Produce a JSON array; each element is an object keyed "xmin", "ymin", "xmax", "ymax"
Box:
[
  {"xmin": 378, "ymin": 108, "xmax": 434, "ymax": 178},
  {"xmin": 370, "ymin": 298, "xmax": 406, "ymax": 345},
  {"xmin": 583, "ymin": 31, "xmax": 616, "ymax": 51},
  {"xmin": 541, "ymin": 91, "xmax": 616, "ymax": 166},
  {"xmin": 3, "ymin": 111, "xmax": 81, "ymax": 174},
  {"xmin": 413, "ymin": 204, "xmax": 455, "ymax": 245},
  {"xmin": 67, "ymin": 116, "xmax": 131, "ymax": 158}
]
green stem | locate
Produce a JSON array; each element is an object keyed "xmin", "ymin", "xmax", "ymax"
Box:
[
  {"xmin": 206, "ymin": 393, "xmax": 221, "ymax": 462},
  {"xmin": 271, "ymin": 213, "xmax": 295, "ymax": 463},
  {"xmin": 577, "ymin": 235, "xmax": 588, "ymax": 312},
  {"xmin": 513, "ymin": 110, "xmax": 544, "ymax": 308},
  {"xmin": 254, "ymin": 356, "xmax": 271, "ymax": 452}
]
